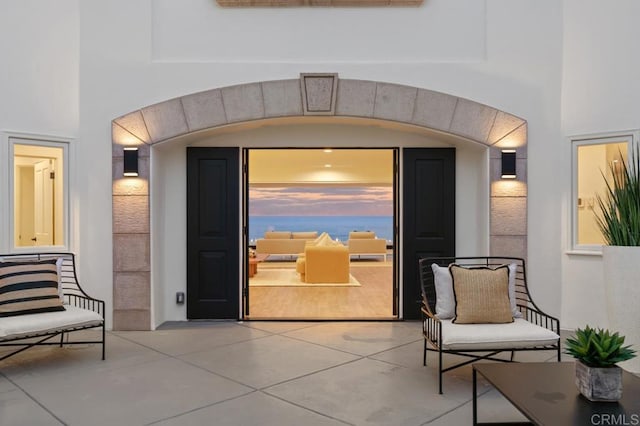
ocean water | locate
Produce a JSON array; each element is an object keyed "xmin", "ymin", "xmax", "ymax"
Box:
[{"xmin": 249, "ymin": 216, "xmax": 393, "ymax": 243}]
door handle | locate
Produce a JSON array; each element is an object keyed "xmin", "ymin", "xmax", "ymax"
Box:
[{"xmin": 31, "ymin": 237, "xmax": 37, "ymax": 242}]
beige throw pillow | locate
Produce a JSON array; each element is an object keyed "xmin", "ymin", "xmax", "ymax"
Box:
[{"xmin": 450, "ymin": 264, "xmax": 513, "ymax": 324}]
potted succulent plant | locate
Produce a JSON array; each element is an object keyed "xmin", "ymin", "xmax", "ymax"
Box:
[
  {"xmin": 565, "ymin": 326, "xmax": 637, "ymax": 401},
  {"xmin": 595, "ymin": 145, "xmax": 640, "ymax": 373}
]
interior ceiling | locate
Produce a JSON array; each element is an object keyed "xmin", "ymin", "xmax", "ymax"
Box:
[{"xmin": 249, "ymin": 149, "xmax": 394, "ymax": 186}]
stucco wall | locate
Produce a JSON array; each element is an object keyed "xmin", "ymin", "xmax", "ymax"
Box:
[
  {"xmin": 0, "ymin": 1, "xmax": 79, "ymax": 257},
  {"xmin": 560, "ymin": 0, "xmax": 640, "ymax": 329},
  {"xmin": 101, "ymin": 0, "xmax": 563, "ymax": 327},
  {"xmin": 0, "ymin": 0, "xmax": 578, "ymax": 328}
]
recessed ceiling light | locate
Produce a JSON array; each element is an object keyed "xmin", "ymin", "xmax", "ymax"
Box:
[
  {"xmin": 324, "ymin": 164, "xmax": 332, "ymax": 168},
  {"xmin": 323, "ymin": 149, "xmax": 332, "ymax": 153}
]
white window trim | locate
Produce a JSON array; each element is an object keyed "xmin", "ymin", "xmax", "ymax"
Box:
[
  {"xmin": 568, "ymin": 130, "xmax": 639, "ymax": 254},
  {"xmin": 1, "ymin": 131, "xmax": 74, "ymax": 254}
]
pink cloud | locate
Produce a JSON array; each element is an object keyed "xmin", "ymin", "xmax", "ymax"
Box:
[{"xmin": 249, "ymin": 186, "xmax": 393, "ymax": 216}]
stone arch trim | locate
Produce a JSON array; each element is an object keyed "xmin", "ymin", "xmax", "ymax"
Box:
[{"xmin": 111, "ymin": 73, "xmax": 528, "ymax": 330}]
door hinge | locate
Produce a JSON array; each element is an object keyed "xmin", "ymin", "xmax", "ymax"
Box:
[{"xmin": 49, "ymin": 171, "xmax": 55, "ymax": 179}]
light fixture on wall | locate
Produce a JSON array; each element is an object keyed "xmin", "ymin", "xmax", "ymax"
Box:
[
  {"xmin": 123, "ymin": 147, "xmax": 139, "ymax": 177},
  {"xmin": 501, "ymin": 149, "xmax": 516, "ymax": 179}
]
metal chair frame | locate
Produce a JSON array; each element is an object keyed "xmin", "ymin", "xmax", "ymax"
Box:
[
  {"xmin": 419, "ymin": 256, "xmax": 561, "ymax": 394},
  {"xmin": 0, "ymin": 252, "xmax": 105, "ymax": 362}
]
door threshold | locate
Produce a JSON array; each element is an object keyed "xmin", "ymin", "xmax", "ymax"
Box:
[{"xmin": 243, "ymin": 316, "xmax": 399, "ymax": 321}]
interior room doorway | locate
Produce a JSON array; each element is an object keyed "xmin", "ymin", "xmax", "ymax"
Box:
[
  {"xmin": 244, "ymin": 148, "xmax": 398, "ymax": 320},
  {"xmin": 12, "ymin": 142, "xmax": 65, "ymax": 247}
]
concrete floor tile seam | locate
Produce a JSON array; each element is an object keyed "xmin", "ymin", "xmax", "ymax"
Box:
[
  {"xmin": 106, "ymin": 330, "xmax": 179, "ymax": 358},
  {"xmin": 167, "ymin": 333, "xmax": 277, "ymax": 358},
  {"xmin": 0, "ymin": 370, "xmax": 66, "ymax": 425},
  {"xmin": 419, "ymin": 388, "xmax": 494, "ymax": 426},
  {"xmin": 109, "ymin": 329, "xmax": 274, "ymax": 359},
  {"xmin": 237, "ymin": 321, "xmax": 324, "ymax": 335},
  {"xmin": 171, "ymin": 354, "xmax": 265, "ymax": 392},
  {"xmin": 259, "ymin": 389, "xmax": 356, "ymax": 426},
  {"xmin": 104, "ymin": 333, "xmax": 267, "ymax": 391},
  {"xmin": 144, "ymin": 389, "xmax": 259, "ymax": 426},
  {"xmin": 258, "ymin": 356, "xmax": 365, "ymax": 392},
  {"xmin": 363, "ymin": 354, "xmax": 423, "ymax": 373},
  {"xmin": 276, "ymin": 330, "xmax": 426, "ymax": 358},
  {"xmin": 272, "ymin": 333, "xmax": 374, "ymax": 358},
  {"xmin": 363, "ymin": 337, "xmax": 424, "ymax": 359}
]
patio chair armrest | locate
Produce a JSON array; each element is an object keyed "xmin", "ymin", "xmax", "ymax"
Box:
[
  {"xmin": 518, "ymin": 305, "xmax": 560, "ymax": 334},
  {"xmin": 64, "ymin": 294, "xmax": 106, "ymax": 319},
  {"xmin": 422, "ymin": 305, "xmax": 442, "ymax": 347}
]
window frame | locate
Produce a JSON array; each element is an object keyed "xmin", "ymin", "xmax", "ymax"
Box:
[
  {"xmin": 2, "ymin": 132, "xmax": 73, "ymax": 253},
  {"xmin": 570, "ymin": 131, "xmax": 638, "ymax": 253}
]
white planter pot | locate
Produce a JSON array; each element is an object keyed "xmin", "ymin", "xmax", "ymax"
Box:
[{"xmin": 603, "ymin": 245, "xmax": 640, "ymax": 374}]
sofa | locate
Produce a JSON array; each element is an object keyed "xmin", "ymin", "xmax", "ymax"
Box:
[
  {"xmin": 296, "ymin": 233, "xmax": 350, "ymax": 283},
  {"xmin": 255, "ymin": 231, "xmax": 318, "ymax": 256},
  {"xmin": 347, "ymin": 231, "xmax": 387, "ymax": 260}
]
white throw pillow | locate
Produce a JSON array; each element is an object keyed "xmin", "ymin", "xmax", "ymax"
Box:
[
  {"xmin": 431, "ymin": 264, "xmax": 456, "ymax": 319},
  {"xmin": 431, "ymin": 262, "xmax": 522, "ymax": 319}
]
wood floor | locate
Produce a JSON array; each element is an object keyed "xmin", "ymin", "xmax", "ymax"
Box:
[{"xmin": 246, "ymin": 258, "xmax": 394, "ymax": 320}]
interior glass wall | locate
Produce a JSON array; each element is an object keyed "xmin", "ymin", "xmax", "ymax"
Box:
[{"xmin": 246, "ymin": 148, "xmax": 396, "ymax": 319}]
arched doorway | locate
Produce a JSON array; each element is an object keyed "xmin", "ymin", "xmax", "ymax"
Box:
[{"xmin": 111, "ymin": 74, "xmax": 527, "ymax": 330}]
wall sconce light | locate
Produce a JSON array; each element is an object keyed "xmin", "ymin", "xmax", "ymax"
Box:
[
  {"xmin": 501, "ymin": 150, "xmax": 516, "ymax": 179},
  {"xmin": 123, "ymin": 147, "xmax": 139, "ymax": 177}
]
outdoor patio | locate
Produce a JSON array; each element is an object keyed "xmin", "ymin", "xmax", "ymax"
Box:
[{"xmin": 0, "ymin": 321, "xmax": 567, "ymax": 425}]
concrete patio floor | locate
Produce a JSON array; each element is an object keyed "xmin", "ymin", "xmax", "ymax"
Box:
[{"xmin": 0, "ymin": 321, "xmax": 565, "ymax": 425}]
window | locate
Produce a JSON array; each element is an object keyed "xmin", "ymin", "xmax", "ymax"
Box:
[
  {"xmin": 571, "ymin": 132, "xmax": 635, "ymax": 251},
  {"xmin": 8, "ymin": 136, "xmax": 69, "ymax": 250}
]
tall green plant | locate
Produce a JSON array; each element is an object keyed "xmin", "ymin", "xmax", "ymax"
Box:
[{"xmin": 595, "ymin": 146, "xmax": 640, "ymax": 246}]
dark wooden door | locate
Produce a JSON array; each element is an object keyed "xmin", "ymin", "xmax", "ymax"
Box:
[
  {"xmin": 187, "ymin": 147, "xmax": 240, "ymax": 319},
  {"xmin": 402, "ymin": 148, "xmax": 455, "ymax": 319}
]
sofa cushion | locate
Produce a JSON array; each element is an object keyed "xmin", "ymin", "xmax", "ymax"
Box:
[
  {"xmin": 308, "ymin": 232, "xmax": 331, "ymax": 246},
  {"xmin": 450, "ymin": 264, "xmax": 513, "ymax": 324},
  {"xmin": 292, "ymin": 231, "xmax": 317, "ymax": 239},
  {"xmin": 0, "ymin": 259, "xmax": 65, "ymax": 318},
  {"xmin": 264, "ymin": 231, "xmax": 291, "ymax": 239},
  {"xmin": 0, "ymin": 305, "xmax": 103, "ymax": 340},
  {"xmin": 348, "ymin": 231, "xmax": 376, "ymax": 239},
  {"xmin": 440, "ymin": 318, "xmax": 560, "ymax": 350}
]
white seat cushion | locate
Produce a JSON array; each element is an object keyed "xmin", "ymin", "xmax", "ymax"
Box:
[
  {"xmin": 440, "ymin": 318, "xmax": 559, "ymax": 350},
  {"xmin": 0, "ymin": 305, "xmax": 103, "ymax": 340}
]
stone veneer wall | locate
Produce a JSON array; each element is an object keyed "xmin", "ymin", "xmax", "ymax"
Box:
[{"xmin": 112, "ymin": 73, "xmax": 528, "ymax": 330}]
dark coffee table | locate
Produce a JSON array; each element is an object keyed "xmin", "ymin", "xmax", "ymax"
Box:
[{"xmin": 472, "ymin": 362, "xmax": 640, "ymax": 425}]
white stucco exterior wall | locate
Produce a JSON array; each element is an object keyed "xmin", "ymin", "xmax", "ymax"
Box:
[
  {"xmin": 90, "ymin": 0, "xmax": 564, "ymax": 326},
  {"xmin": 2, "ymin": 0, "xmax": 602, "ymax": 327},
  {"xmin": 560, "ymin": 1, "xmax": 640, "ymax": 329},
  {"xmin": 0, "ymin": 1, "xmax": 79, "ymax": 135}
]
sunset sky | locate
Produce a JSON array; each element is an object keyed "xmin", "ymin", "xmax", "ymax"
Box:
[{"xmin": 249, "ymin": 186, "xmax": 393, "ymax": 216}]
